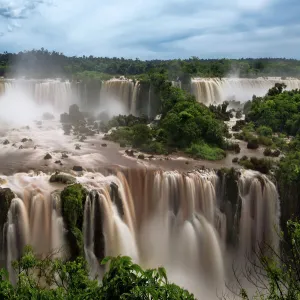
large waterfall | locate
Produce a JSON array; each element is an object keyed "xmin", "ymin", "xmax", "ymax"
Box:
[
  {"xmin": 0, "ymin": 79, "xmax": 147, "ymax": 116},
  {"xmin": 2, "ymin": 77, "xmax": 300, "ymax": 115},
  {"xmin": 191, "ymin": 77, "xmax": 300, "ymax": 105},
  {"xmin": 0, "ymin": 168, "xmax": 280, "ymax": 297}
]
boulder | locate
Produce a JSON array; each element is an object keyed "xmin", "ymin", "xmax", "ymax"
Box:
[
  {"xmin": 125, "ymin": 149, "xmax": 135, "ymax": 157},
  {"xmin": 79, "ymin": 136, "xmax": 87, "ymax": 142},
  {"xmin": 44, "ymin": 153, "xmax": 52, "ymax": 160},
  {"xmin": 49, "ymin": 173, "xmax": 76, "ymax": 185},
  {"xmin": 55, "ymin": 160, "xmax": 61, "ymax": 164},
  {"xmin": 73, "ymin": 166, "xmax": 83, "ymax": 172},
  {"xmin": 3, "ymin": 139, "xmax": 9, "ymax": 145},
  {"xmin": 138, "ymin": 154, "xmax": 145, "ymax": 160},
  {"xmin": 61, "ymin": 153, "xmax": 69, "ymax": 159},
  {"xmin": 19, "ymin": 145, "xmax": 24, "ymax": 149},
  {"xmin": 75, "ymin": 144, "xmax": 81, "ymax": 150},
  {"xmin": 21, "ymin": 138, "xmax": 28, "ymax": 143},
  {"xmin": 101, "ymin": 143, "xmax": 107, "ymax": 147}
]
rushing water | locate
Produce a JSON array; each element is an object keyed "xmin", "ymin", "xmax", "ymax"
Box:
[
  {"xmin": 2, "ymin": 77, "xmax": 300, "ymax": 115},
  {"xmin": 191, "ymin": 77, "xmax": 300, "ymax": 105},
  {"xmin": 0, "ymin": 168, "xmax": 280, "ymax": 298}
]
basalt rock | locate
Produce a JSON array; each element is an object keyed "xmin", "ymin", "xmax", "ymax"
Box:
[
  {"xmin": 21, "ymin": 138, "xmax": 28, "ymax": 143},
  {"xmin": 3, "ymin": 140, "xmax": 9, "ymax": 145},
  {"xmin": 44, "ymin": 153, "xmax": 52, "ymax": 160},
  {"xmin": 61, "ymin": 153, "xmax": 69, "ymax": 159},
  {"xmin": 73, "ymin": 166, "xmax": 83, "ymax": 172},
  {"xmin": 138, "ymin": 154, "xmax": 145, "ymax": 159},
  {"xmin": 49, "ymin": 173, "xmax": 76, "ymax": 185}
]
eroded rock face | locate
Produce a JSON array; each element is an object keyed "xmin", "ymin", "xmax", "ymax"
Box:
[{"xmin": 0, "ymin": 188, "xmax": 14, "ymax": 229}]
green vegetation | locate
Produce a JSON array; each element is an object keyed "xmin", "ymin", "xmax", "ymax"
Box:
[
  {"xmin": 237, "ymin": 220, "xmax": 300, "ymax": 299},
  {"xmin": 246, "ymin": 83, "xmax": 300, "ymax": 136},
  {"xmin": 1, "ymin": 49, "xmax": 300, "ymax": 79},
  {"xmin": 186, "ymin": 142, "xmax": 226, "ymax": 160},
  {"xmin": 238, "ymin": 157, "xmax": 273, "ymax": 174},
  {"xmin": 104, "ymin": 71, "xmax": 227, "ymax": 160},
  {"xmin": 0, "ymin": 246, "xmax": 195, "ymax": 299},
  {"xmin": 61, "ymin": 184, "xmax": 87, "ymax": 258}
]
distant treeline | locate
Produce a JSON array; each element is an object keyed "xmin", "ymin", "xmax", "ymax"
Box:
[{"xmin": 1, "ymin": 48, "xmax": 300, "ymax": 80}]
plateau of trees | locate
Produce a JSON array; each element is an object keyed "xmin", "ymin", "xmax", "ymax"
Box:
[{"xmin": 1, "ymin": 49, "xmax": 300, "ymax": 79}]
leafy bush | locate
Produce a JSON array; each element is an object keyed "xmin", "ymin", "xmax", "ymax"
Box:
[
  {"xmin": 257, "ymin": 125, "xmax": 273, "ymax": 137},
  {"xmin": 186, "ymin": 142, "xmax": 226, "ymax": 161},
  {"xmin": 239, "ymin": 157, "xmax": 273, "ymax": 174},
  {"xmin": 263, "ymin": 147, "xmax": 272, "ymax": 156},
  {"xmin": 257, "ymin": 135, "xmax": 273, "ymax": 146},
  {"xmin": 0, "ymin": 248, "xmax": 195, "ymax": 299},
  {"xmin": 247, "ymin": 138, "xmax": 259, "ymax": 149},
  {"xmin": 131, "ymin": 124, "xmax": 151, "ymax": 147}
]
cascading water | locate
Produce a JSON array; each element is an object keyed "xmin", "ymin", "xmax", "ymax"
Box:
[
  {"xmin": 0, "ymin": 168, "xmax": 280, "ymax": 298},
  {"xmin": 191, "ymin": 77, "xmax": 300, "ymax": 105}
]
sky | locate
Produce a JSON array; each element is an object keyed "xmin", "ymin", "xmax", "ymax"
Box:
[{"xmin": 0, "ymin": 0, "xmax": 299, "ymax": 59}]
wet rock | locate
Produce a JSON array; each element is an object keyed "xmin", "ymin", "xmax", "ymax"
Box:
[
  {"xmin": 138, "ymin": 154, "xmax": 145, "ymax": 160},
  {"xmin": 148, "ymin": 155, "xmax": 154, "ymax": 160},
  {"xmin": 0, "ymin": 178, "xmax": 7, "ymax": 185},
  {"xmin": 44, "ymin": 153, "xmax": 52, "ymax": 160},
  {"xmin": 79, "ymin": 136, "xmax": 87, "ymax": 142},
  {"xmin": 125, "ymin": 149, "xmax": 135, "ymax": 157},
  {"xmin": 21, "ymin": 138, "xmax": 28, "ymax": 143},
  {"xmin": 75, "ymin": 144, "xmax": 81, "ymax": 150},
  {"xmin": 19, "ymin": 145, "xmax": 24, "ymax": 149},
  {"xmin": 28, "ymin": 139, "xmax": 33, "ymax": 142},
  {"xmin": 3, "ymin": 139, "xmax": 9, "ymax": 145},
  {"xmin": 42, "ymin": 112, "xmax": 55, "ymax": 120},
  {"xmin": 49, "ymin": 173, "xmax": 76, "ymax": 185},
  {"xmin": 55, "ymin": 160, "xmax": 61, "ymax": 164},
  {"xmin": 34, "ymin": 146, "xmax": 37, "ymax": 150},
  {"xmin": 73, "ymin": 166, "xmax": 83, "ymax": 172},
  {"xmin": 101, "ymin": 143, "xmax": 107, "ymax": 147},
  {"xmin": 12, "ymin": 143, "xmax": 16, "ymax": 147},
  {"xmin": 61, "ymin": 153, "xmax": 69, "ymax": 159},
  {"xmin": 232, "ymin": 157, "xmax": 239, "ymax": 163},
  {"xmin": 185, "ymin": 161, "xmax": 189, "ymax": 165}
]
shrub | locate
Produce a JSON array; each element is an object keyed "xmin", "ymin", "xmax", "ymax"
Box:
[
  {"xmin": 225, "ymin": 142, "xmax": 241, "ymax": 153},
  {"xmin": 257, "ymin": 125, "xmax": 273, "ymax": 137},
  {"xmin": 258, "ymin": 135, "xmax": 273, "ymax": 146},
  {"xmin": 247, "ymin": 138, "xmax": 259, "ymax": 149},
  {"xmin": 232, "ymin": 157, "xmax": 239, "ymax": 163},
  {"xmin": 186, "ymin": 142, "xmax": 226, "ymax": 161},
  {"xmin": 263, "ymin": 147, "xmax": 272, "ymax": 156}
]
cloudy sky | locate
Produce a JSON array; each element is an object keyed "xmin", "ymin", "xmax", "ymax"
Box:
[{"xmin": 0, "ymin": 0, "xmax": 299, "ymax": 59}]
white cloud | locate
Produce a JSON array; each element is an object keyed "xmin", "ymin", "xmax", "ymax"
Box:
[{"xmin": 0, "ymin": 0, "xmax": 298, "ymax": 59}]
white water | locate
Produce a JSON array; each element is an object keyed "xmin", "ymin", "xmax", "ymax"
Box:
[{"xmin": 191, "ymin": 77, "xmax": 300, "ymax": 105}]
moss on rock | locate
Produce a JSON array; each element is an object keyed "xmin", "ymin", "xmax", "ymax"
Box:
[{"xmin": 61, "ymin": 184, "xmax": 87, "ymax": 259}]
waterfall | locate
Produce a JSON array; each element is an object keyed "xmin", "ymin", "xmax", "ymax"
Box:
[
  {"xmin": 191, "ymin": 77, "xmax": 300, "ymax": 105},
  {"xmin": 0, "ymin": 168, "xmax": 280, "ymax": 297}
]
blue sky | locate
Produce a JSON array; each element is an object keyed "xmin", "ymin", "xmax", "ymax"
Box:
[{"xmin": 0, "ymin": 0, "xmax": 299, "ymax": 59}]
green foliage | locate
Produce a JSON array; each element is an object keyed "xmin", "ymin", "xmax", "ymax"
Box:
[
  {"xmin": 247, "ymin": 85, "xmax": 300, "ymax": 136},
  {"xmin": 2, "ymin": 50, "xmax": 300, "ymax": 79},
  {"xmin": 0, "ymin": 248, "xmax": 195, "ymax": 299},
  {"xmin": 61, "ymin": 184, "xmax": 87, "ymax": 230},
  {"xmin": 257, "ymin": 126, "xmax": 273, "ymax": 137},
  {"xmin": 131, "ymin": 124, "xmax": 151, "ymax": 147},
  {"xmin": 209, "ymin": 101, "xmax": 232, "ymax": 121},
  {"xmin": 186, "ymin": 142, "xmax": 226, "ymax": 161},
  {"xmin": 237, "ymin": 220, "xmax": 300, "ymax": 299},
  {"xmin": 239, "ymin": 157, "xmax": 273, "ymax": 174}
]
